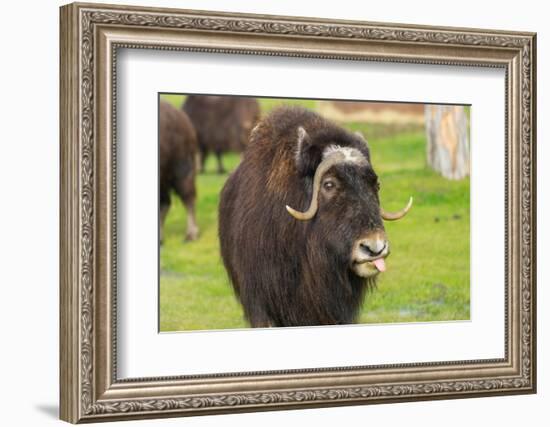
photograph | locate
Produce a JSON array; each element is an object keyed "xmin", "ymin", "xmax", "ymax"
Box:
[{"xmin": 158, "ymin": 94, "xmax": 471, "ymax": 331}]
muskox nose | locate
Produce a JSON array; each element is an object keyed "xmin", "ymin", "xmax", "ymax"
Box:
[{"xmin": 359, "ymin": 237, "xmax": 387, "ymax": 257}]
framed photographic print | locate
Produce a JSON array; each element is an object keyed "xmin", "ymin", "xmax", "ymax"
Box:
[{"xmin": 59, "ymin": 2, "xmax": 537, "ymax": 423}]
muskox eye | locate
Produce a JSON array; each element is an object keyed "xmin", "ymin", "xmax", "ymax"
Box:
[{"xmin": 323, "ymin": 181, "xmax": 335, "ymax": 191}]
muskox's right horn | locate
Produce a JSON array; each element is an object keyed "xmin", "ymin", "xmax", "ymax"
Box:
[
  {"xmin": 286, "ymin": 153, "xmax": 346, "ymax": 221},
  {"xmin": 380, "ymin": 197, "xmax": 413, "ymax": 221}
]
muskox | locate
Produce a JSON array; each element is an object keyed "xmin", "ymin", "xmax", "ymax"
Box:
[
  {"xmin": 182, "ymin": 95, "xmax": 260, "ymax": 174},
  {"xmin": 159, "ymin": 100, "xmax": 200, "ymax": 242},
  {"xmin": 219, "ymin": 106, "xmax": 412, "ymax": 327}
]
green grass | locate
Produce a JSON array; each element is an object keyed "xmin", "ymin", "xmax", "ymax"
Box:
[
  {"xmin": 159, "ymin": 94, "xmax": 470, "ymax": 331},
  {"xmin": 161, "ymin": 93, "xmax": 317, "ymax": 113},
  {"xmin": 160, "ymin": 152, "xmax": 247, "ymax": 330},
  {"xmin": 161, "ymin": 93, "xmax": 186, "ymax": 109}
]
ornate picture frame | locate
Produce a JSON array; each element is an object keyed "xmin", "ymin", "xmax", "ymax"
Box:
[{"xmin": 60, "ymin": 2, "xmax": 536, "ymax": 423}]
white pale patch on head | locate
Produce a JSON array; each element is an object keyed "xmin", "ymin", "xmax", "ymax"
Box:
[{"xmin": 323, "ymin": 145, "xmax": 368, "ymax": 165}]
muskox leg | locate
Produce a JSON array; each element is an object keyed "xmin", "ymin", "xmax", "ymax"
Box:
[
  {"xmin": 241, "ymin": 295, "xmax": 273, "ymax": 328},
  {"xmin": 173, "ymin": 163, "xmax": 199, "ymax": 242},
  {"xmin": 199, "ymin": 146, "xmax": 208, "ymax": 174},
  {"xmin": 159, "ymin": 188, "xmax": 171, "ymax": 244},
  {"xmin": 248, "ymin": 314, "xmax": 274, "ymax": 328},
  {"xmin": 252, "ymin": 319, "xmax": 274, "ymax": 328},
  {"xmin": 215, "ymin": 151, "xmax": 226, "ymax": 174},
  {"xmin": 184, "ymin": 200, "xmax": 199, "ymax": 242}
]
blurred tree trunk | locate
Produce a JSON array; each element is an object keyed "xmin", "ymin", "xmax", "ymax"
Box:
[{"xmin": 425, "ymin": 105, "xmax": 470, "ymax": 180}]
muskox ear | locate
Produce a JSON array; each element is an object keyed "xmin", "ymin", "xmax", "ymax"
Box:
[
  {"xmin": 355, "ymin": 131, "xmax": 369, "ymax": 146},
  {"xmin": 295, "ymin": 126, "xmax": 323, "ymax": 176},
  {"xmin": 354, "ymin": 131, "xmax": 371, "ymax": 159}
]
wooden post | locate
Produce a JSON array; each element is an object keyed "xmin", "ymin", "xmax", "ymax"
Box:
[{"xmin": 425, "ymin": 105, "xmax": 470, "ymax": 180}]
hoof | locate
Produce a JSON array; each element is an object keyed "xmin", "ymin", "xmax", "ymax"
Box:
[{"xmin": 185, "ymin": 229, "xmax": 199, "ymax": 242}]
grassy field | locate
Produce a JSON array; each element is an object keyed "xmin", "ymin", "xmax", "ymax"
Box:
[{"xmin": 159, "ymin": 95, "xmax": 470, "ymax": 331}]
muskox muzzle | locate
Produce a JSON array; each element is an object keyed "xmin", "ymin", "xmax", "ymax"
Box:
[{"xmin": 351, "ymin": 230, "xmax": 390, "ymax": 278}]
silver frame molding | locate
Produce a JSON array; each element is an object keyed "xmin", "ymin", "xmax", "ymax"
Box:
[{"xmin": 60, "ymin": 2, "xmax": 537, "ymax": 423}]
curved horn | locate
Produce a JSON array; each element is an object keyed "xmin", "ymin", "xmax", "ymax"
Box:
[
  {"xmin": 286, "ymin": 153, "xmax": 346, "ymax": 221},
  {"xmin": 380, "ymin": 196, "xmax": 413, "ymax": 221}
]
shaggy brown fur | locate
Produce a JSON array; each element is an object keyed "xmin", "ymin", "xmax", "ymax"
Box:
[
  {"xmin": 159, "ymin": 100, "xmax": 199, "ymax": 242},
  {"xmin": 182, "ymin": 95, "xmax": 260, "ymax": 173},
  {"xmin": 219, "ymin": 106, "xmax": 386, "ymax": 327}
]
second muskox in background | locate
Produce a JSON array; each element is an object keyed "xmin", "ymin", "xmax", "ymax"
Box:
[
  {"xmin": 159, "ymin": 100, "xmax": 200, "ymax": 243},
  {"xmin": 182, "ymin": 95, "xmax": 260, "ymax": 174}
]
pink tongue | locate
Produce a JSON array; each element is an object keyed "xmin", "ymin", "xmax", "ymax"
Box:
[{"xmin": 372, "ymin": 258, "xmax": 386, "ymax": 272}]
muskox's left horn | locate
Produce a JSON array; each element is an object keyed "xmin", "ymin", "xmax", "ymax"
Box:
[
  {"xmin": 286, "ymin": 152, "xmax": 347, "ymax": 221},
  {"xmin": 380, "ymin": 197, "xmax": 413, "ymax": 221}
]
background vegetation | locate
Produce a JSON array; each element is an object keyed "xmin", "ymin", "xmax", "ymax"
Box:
[{"xmin": 159, "ymin": 95, "xmax": 470, "ymax": 331}]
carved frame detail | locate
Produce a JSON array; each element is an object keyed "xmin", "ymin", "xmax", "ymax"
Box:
[{"xmin": 60, "ymin": 2, "xmax": 536, "ymax": 423}]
